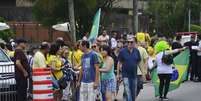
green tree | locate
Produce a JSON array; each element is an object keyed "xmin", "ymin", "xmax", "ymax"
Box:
[
  {"xmin": 191, "ymin": 24, "xmax": 201, "ymax": 34},
  {"xmin": 146, "ymin": 0, "xmax": 201, "ymax": 37},
  {"xmin": 32, "ymin": 0, "xmax": 115, "ymax": 41},
  {"xmin": 0, "ymin": 17, "xmax": 14, "ymax": 42}
]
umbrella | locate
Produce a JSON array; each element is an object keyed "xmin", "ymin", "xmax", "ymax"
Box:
[
  {"xmin": 0, "ymin": 22, "xmax": 10, "ymax": 31},
  {"xmin": 52, "ymin": 22, "xmax": 70, "ymax": 32}
]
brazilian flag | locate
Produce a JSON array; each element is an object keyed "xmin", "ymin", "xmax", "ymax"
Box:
[
  {"xmin": 88, "ymin": 8, "xmax": 101, "ymax": 43},
  {"xmin": 151, "ymin": 49, "xmax": 190, "ymax": 97}
]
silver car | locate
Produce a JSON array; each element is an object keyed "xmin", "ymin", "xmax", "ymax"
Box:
[{"xmin": 0, "ymin": 48, "xmax": 16, "ymax": 101}]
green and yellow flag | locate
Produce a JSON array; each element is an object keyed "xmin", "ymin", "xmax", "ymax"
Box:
[
  {"xmin": 88, "ymin": 8, "xmax": 101, "ymax": 43},
  {"xmin": 151, "ymin": 49, "xmax": 190, "ymax": 96}
]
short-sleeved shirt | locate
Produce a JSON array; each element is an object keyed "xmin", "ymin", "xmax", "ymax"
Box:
[
  {"xmin": 138, "ymin": 46, "xmax": 148, "ymax": 75},
  {"xmin": 197, "ymin": 40, "xmax": 201, "ymax": 56},
  {"xmin": 33, "ymin": 51, "xmax": 47, "ymax": 68},
  {"xmin": 14, "ymin": 49, "xmax": 29, "ymax": 78},
  {"xmin": 156, "ymin": 52, "xmax": 173, "ymax": 74},
  {"xmin": 46, "ymin": 55, "xmax": 63, "ymax": 80},
  {"xmin": 68, "ymin": 49, "xmax": 83, "ymax": 67},
  {"xmin": 118, "ymin": 48, "xmax": 141, "ymax": 78},
  {"xmin": 184, "ymin": 41, "xmax": 197, "ymax": 62},
  {"xmin": 172, "ymin": 41, "xmax": 182, "ymax": 57},
  {"xmin": 81, "ymin": 51, "xmax": 99, "ymax": 83}
]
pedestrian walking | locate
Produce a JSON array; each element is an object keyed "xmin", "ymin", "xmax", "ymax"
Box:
[
  {"xmin": 77, "ymin": 40, "xmax": 100, "ymax": 101},
  {"xmin": 136, "ymin": 42, "xmax": 149, "ymax": 96},
  {"xmin": 99, "ymin": 45, "xmax": 116, "ymax": 101},
  {"xmin": 14, "ymin": 39, "xmax": 29, "ymax": 101},
  {"xmin": 117, "ymin": 37, "xmax": 141, "ymax": 101}
]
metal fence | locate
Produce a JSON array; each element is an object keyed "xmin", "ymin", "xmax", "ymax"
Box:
[{"xmin": 0, "ymin": 63, "xmax": 16, "ymax": 101}]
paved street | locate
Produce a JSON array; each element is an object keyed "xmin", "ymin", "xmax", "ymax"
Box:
[{"xmin": 116, "ymin": 81, "xmax": 201, "ymax": 101}]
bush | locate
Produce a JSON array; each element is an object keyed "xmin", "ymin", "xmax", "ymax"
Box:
[{"xmin": 191, "ymin": 24, "xmax": 201, "ymax": 34}]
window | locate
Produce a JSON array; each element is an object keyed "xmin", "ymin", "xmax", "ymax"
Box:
[{"xmin": 0, "ymin": 49, "xmax": 10, "ymax": 62}]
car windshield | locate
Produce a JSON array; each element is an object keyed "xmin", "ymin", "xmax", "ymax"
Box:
[{"xmin": 0, "ymin": 49, "xmax": 10, "ymax": 62}]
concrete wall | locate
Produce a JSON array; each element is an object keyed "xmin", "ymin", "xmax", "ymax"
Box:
[
  {"xmin": 8, "ymin": 22, "xmax": 72, "ymax": 44},
  {"xmin": 113, "ymin": 0, "xmax": 148, "ymax": 10},
  {"xmin": 16, "ymin": 0, "xmax": 33, "ymax": 7}
]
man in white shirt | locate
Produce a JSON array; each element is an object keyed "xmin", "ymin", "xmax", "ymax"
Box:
[
  {"xmin": 33, "ymin": 42, "xmax": 49, "ymax": 68},
  {"xmin": 97, "ymin": 30, "xmax": 110, "ymax": 45},
  {"xmin": 196, "ymin": 35, "xmax": 201, "ymax": 82},
  {"xmin": 110, "ymin": 31, "xmax": 117, "ymax": 49}
]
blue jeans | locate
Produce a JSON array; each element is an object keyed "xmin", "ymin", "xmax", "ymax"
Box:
[{"xmin": 123, "ymin": 77, "xmax": 137, "ymax": 101}]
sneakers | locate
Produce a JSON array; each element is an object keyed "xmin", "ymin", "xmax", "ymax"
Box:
[
  {"xmin": 158, "ymin": 97, "xmax": 163, "ymax": 101},
  {"xmin": 158, "ymin": 97, "xmax": 169, "ymax": 101},
  {"xmin": 163, "ymin": 97, "xmax": 169, "ymax": 101}
]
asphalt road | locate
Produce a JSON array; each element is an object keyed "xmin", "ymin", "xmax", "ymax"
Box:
[{"xmin": 116, "ymin": 81, "xmax": 201, "ymax": 101}]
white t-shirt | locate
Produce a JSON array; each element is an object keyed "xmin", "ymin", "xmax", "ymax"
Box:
[
  {"xmin": 33, "ymin": 51, "xmax": 47, "ymax": 68},
  {"xmin": 111, "ymin": 37, "xmax": 117, "ymax": 49},
  {"xmin": 156, "ymin": 52, "xmax": 173, "ymax": 74},
  {"xmin": 82, "ymin": 36, "xmax": 88, "ymax": 41},
  {"xmin": 127, "ymin": 34, "xmax": 134, "ymax": 40},
  {"xmin": 197, "ymin": 40, "xmax": 201, "ymax": 56}
]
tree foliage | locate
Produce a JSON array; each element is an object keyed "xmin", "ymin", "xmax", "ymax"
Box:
[
  {"xmin": 0, "ymin": 17, "xmax": 14, "ymax": 42},
  {"xmin": 146, "ymin": 0, "xmax": 201, "ymax": 37},
  {"xmin": 32, "ymin": 0, "xmax": 115, "ymax": 40},
  {"xmin": 191, "ymin": 24, "xmax": 201, "ymax": 34}
]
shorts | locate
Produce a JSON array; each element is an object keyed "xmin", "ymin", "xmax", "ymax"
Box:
[{"xmin": 101, "ymin": 78, "xmax": 116, "ymax": 93}]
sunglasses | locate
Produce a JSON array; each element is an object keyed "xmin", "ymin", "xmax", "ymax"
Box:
[
  {"xmin": 127, "ymin": 41, "xmax": 134, "ymax": 44},
  {"xmin": 92, "ymin": 45, "xmax": 97, "ymax": 48}
]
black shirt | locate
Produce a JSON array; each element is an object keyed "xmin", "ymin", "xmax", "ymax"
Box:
[
  {"xmin": 172, "ymin": 41, "xmax": 183, "ymax": 57},
  {"xmin": 184, "ymin": 41, "xmax": 198, "ymax": 62},
  {"xmin": 14, "ymin": 49, "xmax": 29, "ymax": 78}
]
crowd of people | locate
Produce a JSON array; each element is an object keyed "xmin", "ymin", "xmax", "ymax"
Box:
[{"xmin": 1, "ymin": 30, "xmax": 201, "ymax": 101}]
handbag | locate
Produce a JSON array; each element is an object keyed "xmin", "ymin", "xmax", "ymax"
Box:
[
  {"xmin": 58, "ymin": 74, "xmax": 68, "ymax": 89},
  {"xmin": 171, "ymin": 69, "xmax": 179, "ymax": 81},
  {"xmin": 52, "ymin": 72, "xmax": 68, "ymax": 89}
]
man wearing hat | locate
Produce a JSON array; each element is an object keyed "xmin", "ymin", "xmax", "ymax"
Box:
[
  {"xmin": 117, "ymin": 37, "xmax": 141, "ymax": 101},
  {"xmin": 14, "ymin": 39, "xmax": 29, "ymax": 101}
]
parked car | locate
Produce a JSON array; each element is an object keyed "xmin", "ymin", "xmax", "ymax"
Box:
[{"xmin": 0, "ymin": 48, "xmax": 16, "ymax": 101}]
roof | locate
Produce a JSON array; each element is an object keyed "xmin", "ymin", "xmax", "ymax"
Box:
[{"xmin": 176, "ymin": 32, "xmax": 198, "ymax": 35}]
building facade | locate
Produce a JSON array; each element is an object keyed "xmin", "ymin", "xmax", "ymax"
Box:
[
  {"xmin": 0, "ymin": 0, "xmax": 33, "ymax": 21},
  {"xmin": 104, "ymin": 0, "xmax": 149, "ymax": 34}
]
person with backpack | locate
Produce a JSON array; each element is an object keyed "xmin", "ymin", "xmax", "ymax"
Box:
[{"xmin": 154, "ymin": 40, "xmax": 185, "ymax": 100}]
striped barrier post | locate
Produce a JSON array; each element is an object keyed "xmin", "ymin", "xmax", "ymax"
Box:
[{"xmin": 32, "ymin": 68, "xmax": 53, "ymax": 101}]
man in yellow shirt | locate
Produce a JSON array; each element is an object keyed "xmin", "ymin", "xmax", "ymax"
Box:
[
  {"xmin": 69, "ymin": 41, "xmax": 83, "ymax": 69},
  {"xmin": 33, "ymin": 42, "xmax": 49, "ymax": 68}
]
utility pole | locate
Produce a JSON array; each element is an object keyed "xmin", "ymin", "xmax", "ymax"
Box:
[
  {"xmin": 187, "ymin": 0, "xmax": 191, "ymax": 32},
  {"xmin": 188, "ymin": 9, "xmax": 191, "ymax": 32},
  {"xmin": 200, "ymin": 11, "xmax": 201, "ymax": 26},
  {"xmin": 133, "ymin": 0, "xmax": 138, "ymax": 34},
  {"xmin": 68, "ymin": 0, "xmax": 76, "ymax": 43}
]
